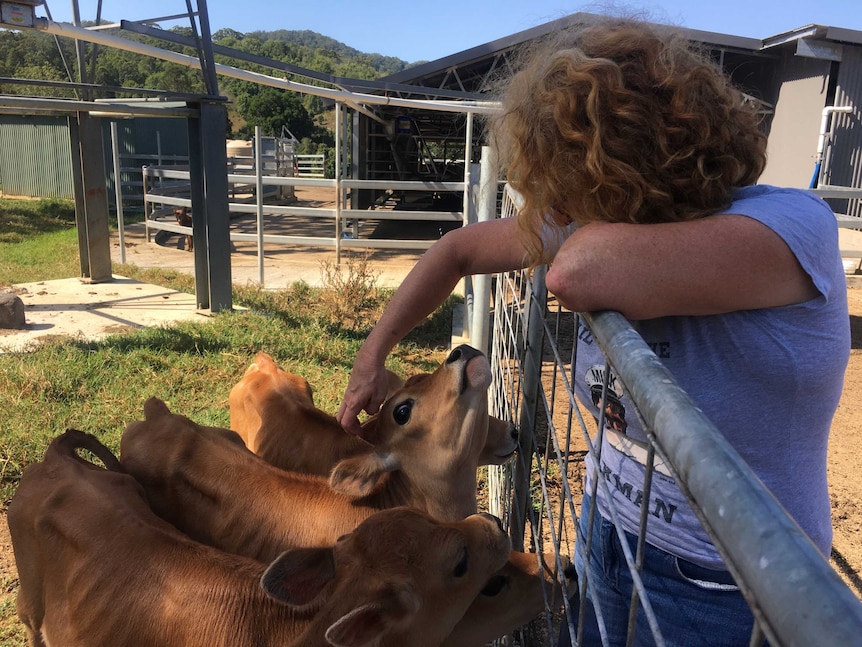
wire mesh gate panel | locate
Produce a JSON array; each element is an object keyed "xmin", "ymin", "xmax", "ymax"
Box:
[{"xmin": 483, "ymin": 185, "xmax": 862, "ymax": 646}]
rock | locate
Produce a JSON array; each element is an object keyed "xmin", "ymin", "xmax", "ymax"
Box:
[{"xmin": 0, "ymin": 291, "xmax": 26, "ymax": 329}]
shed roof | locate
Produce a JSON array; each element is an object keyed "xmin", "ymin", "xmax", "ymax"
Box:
[{"xmin": 381, "ymin": 11, "xmax": 862, "ymax": 97}]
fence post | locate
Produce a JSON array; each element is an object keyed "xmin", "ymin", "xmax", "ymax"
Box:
[
  {"xmin": 510, "ymin": 266, "xmax": 548, "ymax": 550},
  {"xmin": 187, "ymin": 101, "xmax": 232, "ymax": 312},
  {"xmin": 110, "ymin": 121, "xmax": 126, "ymax": 265},
  {"xmin": 255, "ymin": 126, "xmax": 265, "ymax": 286},
  {"xmin": 469, "ymin": 145, "xmax": 496, "ymax": 355},
  {"xmin": 461, "ymin": 113, "xmax": 476, "ymax": 344},
  {"xmin": 142, "ymin": 166, "xmax": 150, "ymax": 243},
  {"xmin": 73, "ymin": 111, "xmax": 113, "ymax": 282},
  {"xmin": 335, "ymin": 102, "xmax": 342, "ymax": 264},
  {"xmin": 461, "ymin": 111, "xmax": 474, "ymax": 224}
]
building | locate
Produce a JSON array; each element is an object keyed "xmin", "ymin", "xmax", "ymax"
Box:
[{"xmin": 358, "ymin": 12, "xmax": 862, "ymax": 215}]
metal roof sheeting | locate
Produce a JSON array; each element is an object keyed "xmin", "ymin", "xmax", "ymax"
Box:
[{"xmin": 0, "ymin": 115, "xmax": 73, "ymax": 198}]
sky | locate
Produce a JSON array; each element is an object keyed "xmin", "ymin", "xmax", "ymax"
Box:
[{"xmin": 35, "ymin": 0, "xmax": 862, "ymax": 64}]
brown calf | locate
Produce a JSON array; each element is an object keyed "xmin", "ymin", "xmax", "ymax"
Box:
[
  {"xmin": 122, "ymin": 395, "xmax": 484, "ymax": 553},
  {"xmin": 226, "ymin": 351, "xmax": 563, "ymax": 646},
  {"xmin": 174, "ymin": 206, "xmax": 193, "ymax": 251},
  {"xmin": 442, "ymin": 549, "xmax": 570, "ymax": 647},
  {"xmin": 9, "ymin": 429, "xmax": 510, "ymax": 647},
  {"xmin": 229, "ymin": 351, "xmax": 375, "ymax": 475},
  {"xmin": 122, "ymin": 398, "xmax": 377, "ymax": 553},
  {"xmin": 121, "ymin": 398, "xmax": 571, "ymax": 646},
  {"xmin": 228, "ymin": 348, "xmax": 518, "ymax": 478}
]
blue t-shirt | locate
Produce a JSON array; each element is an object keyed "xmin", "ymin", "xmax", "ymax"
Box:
[{"xmin": 571, "ymin": 185, "xmax": 850, "ymax": 569}]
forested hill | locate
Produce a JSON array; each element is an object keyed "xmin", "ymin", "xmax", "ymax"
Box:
[
  {"xmin": 244, "ymin": 29, "xmax": 414, "ymax": 74},
  {"xmin": 0, "ymin": 24, "xmax": 417, "ymax": 170},
  {"xmin": 0, "ymin": 25, "xmax": 414, "ymax": 98}
]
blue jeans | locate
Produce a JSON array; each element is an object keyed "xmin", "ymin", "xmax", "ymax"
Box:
[{"xmin": 558, "ymin": 494, "xmax": 756, "ymax": 647}]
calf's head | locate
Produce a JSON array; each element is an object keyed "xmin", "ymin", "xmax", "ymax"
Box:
[
  {"xmin": 229, "ymin": 352, "xmax": 317, "ymax": 448},
  {"xmin": 329, "ymin": 345, "xmax": 503, "ymax": 516},
  {"xmin": 262, "ymin": 506, "xmax": 511, "ymax": 647}
]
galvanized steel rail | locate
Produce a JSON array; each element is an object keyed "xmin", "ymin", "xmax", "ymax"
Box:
[{"xmin": 142, "ymin": 165, "xmax": 466, "ymax": 252}]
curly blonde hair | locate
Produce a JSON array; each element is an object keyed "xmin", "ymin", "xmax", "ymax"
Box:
[{"xmin": 489, "ymin": 18, "xmax": 768, "ymax": 266}]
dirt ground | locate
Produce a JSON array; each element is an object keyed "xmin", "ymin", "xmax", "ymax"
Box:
[
  {"xmin": 0, "ymin": 286, "xmax": 860, "ymax": 640},
  {"xmin": 825, "ymin": 285, "xmax": 862, "ymax": 598}
]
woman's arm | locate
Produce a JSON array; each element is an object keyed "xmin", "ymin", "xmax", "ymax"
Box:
[
  {"xmin": 337, "ymin": 217, "xmax": 530, "ymax": 433},
  {"xmin": 545, "ymin": 214, "xmax": 819, "ymax": 320}
]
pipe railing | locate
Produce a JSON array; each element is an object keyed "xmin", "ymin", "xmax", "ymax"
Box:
[{"xmin": 140, "ymin": 163, "xmax": 469, "ymax": 278}]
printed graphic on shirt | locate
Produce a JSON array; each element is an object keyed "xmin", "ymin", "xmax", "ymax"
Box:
[
  {"xmin": 577, "ymin": 320, "xmax": 595, "ymax": 345},
  {"xmin": 584, "ymin": 363, "xmax": 673, "ymax": 477},
  {"xmin": 585, "ymin": 364, "xmax": 627, "ymax": 434},
  {"xmin": 598, "ymin": 460, "xmax": 678, "ymax": 523}
]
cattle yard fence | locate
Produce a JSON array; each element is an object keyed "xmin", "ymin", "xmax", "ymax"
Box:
[
  {"xmin": 483, "ymin": 184, "xmax": 862, "ymax": 646},
  {"xmin": 139, "ymin": 164, "xmax": 467, "ymax": 270}
]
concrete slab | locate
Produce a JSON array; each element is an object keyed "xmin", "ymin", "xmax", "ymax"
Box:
[
  {"xmin": 1, "ymin": 212, "xmax": 428, "ymax": 353},
  {"xmin": 1, "ymin": 276, "xmax": 205, "ymax": 353}
]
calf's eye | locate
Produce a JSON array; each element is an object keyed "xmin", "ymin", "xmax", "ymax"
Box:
[
  {"xmin": 393, "ymin": 400, "xmax": 413, "ymax": 425},
  {"xmin": 453, "ymin": 549, "xmax": 468, "ymax": 578}
]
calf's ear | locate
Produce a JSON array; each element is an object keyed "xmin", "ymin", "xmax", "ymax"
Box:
[
  {"xmin": 383, "ymin": 369, "xmax": 405, "ymax": 399},
  {"xmin": 324, "ymin": 585, "xmax": 420, "ymax": 647},
  {"xmin": 329, "ymin": 452, "xmax": 399, "ymax": 498},
  {"xmin": 261, "ymin": 547, "xmax": 336, "ymax": 609},
  {"xmin": 143, "ymin": 397, "xmax": 172, "ymax": 419}
]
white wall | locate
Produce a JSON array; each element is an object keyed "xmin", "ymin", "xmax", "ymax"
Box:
[{"xmin": 759, "ymin": 55, "xmax": 832, "ymax": 189}]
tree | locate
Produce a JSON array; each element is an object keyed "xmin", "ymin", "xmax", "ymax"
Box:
[
  {"xmin": 233, "ymin": 85, "xmax": 315, "ymax": 139},
  {"xmin": 0, "ymin": 29, "xmax": 76, "ymax": 86},
  {"xmin": 0, "ymin": 24, "xmax": 406, "ymax": 178},
  {"xmin": 143, "ymin": 64, "xmax": 205, "ymax": 95},
  {"xmin": 213, "ymin": 28, "xmax": 244, "ymax": 42}
]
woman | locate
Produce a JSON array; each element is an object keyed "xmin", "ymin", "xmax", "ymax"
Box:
[{"xmin": 337, "ymin": 18, "xmax": 849, "ymax": 646}]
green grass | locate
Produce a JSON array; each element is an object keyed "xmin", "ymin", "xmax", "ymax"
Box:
[
  {"xmin": 0, "ymin": 574, "xmax": 23, "ymax": 647},
  {"xmin": 0, "ymin": 198, "xmax": 76, "ymax": 243},
  {"xmin": 0, "ymin": 198, "xmax": 456, "ymax": 646},
  {"xmin": 0, "ymin": 198, "xmax": 80, "ymax": 285},
  {"xmin": 0, "ymin": 227, "xmax": 81, "ymax": 284}
]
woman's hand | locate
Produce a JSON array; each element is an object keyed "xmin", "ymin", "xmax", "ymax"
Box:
[
  {"xmin": 337, "ymin": 349, "xmax": 392, "ymax": 435},
  {"xmin": 337, "ymin": 218, "xmax": 530, "ymax": 434}
]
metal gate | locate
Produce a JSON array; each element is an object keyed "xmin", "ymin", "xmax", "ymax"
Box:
[{"xmin": 485, "ymin": 184, "xmax": 862, "ymax": 646}]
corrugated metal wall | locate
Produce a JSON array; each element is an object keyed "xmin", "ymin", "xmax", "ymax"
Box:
[
  {"xmin": 0, "ymin": 115, "xmax": 191, "ymax": 202},
  {"xmin": 826, "ymin": 44, "xmax": 862, "ymax": 217},
  {"xmin": 100, "ymin": 117, "xmax": 189, "ymax": 208},
  {"xmin": 0, "ymin": 115, "xmax": 74, "ymax": 198}
]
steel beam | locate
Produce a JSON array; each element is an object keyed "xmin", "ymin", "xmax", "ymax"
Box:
[
  {"xmin": 73, "ymin": 111, "xmax": 112, "ymax": 282},
  {"xmin": 187, "ymin": 101, "xmax": 232, "ymax": 312}
]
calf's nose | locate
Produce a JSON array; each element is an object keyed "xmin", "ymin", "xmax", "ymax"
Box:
[
  {"xmin": 446, "ymin": 344, "xmax": 483, "ymax": 364},
  {"xmin": 478, "ymin": 512, "xmax": 505, "ymax": 532}
]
